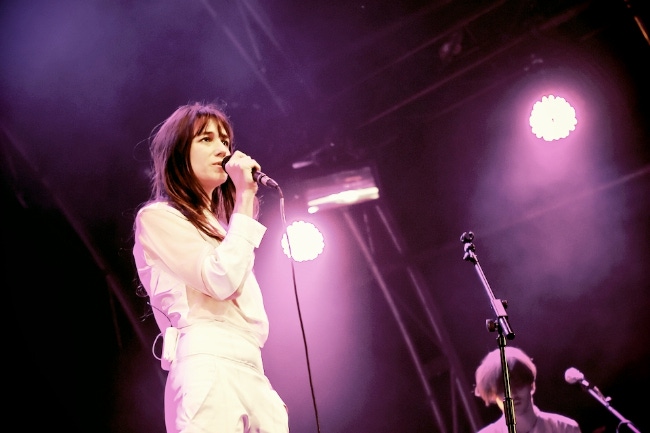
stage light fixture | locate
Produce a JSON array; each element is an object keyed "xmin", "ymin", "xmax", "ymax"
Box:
[{"xmin": 303, "ymin": 166, "xmax": 379, "ymax": 214}]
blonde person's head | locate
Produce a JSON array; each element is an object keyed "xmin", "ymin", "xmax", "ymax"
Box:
[{"xmin": 474, "ymin": 346, "xmax": 536, "ymax": 406}]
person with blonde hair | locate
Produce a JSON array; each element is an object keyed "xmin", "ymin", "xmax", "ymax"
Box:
[{"xmin": 474, "ymin": 346, "xmax": 581, "ymax": 433}]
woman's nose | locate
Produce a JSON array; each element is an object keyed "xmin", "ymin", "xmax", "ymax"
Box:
[{"xmin": 215, "ymin": 144, "xmax": 228, "ymax": 155}]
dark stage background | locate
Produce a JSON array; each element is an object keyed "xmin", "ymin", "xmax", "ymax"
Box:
[{"xmin": 2, "ymin": 1, "xmax": 649, "ymax": 432}]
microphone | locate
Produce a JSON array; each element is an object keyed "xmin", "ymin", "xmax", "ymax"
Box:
[
  {"xmin": 564, "ymin": 367, "xmax": 591, "ymax": 388},
  {"xmin": 221, "ymin": 155, "xmax": 279, "ymax": 189}
]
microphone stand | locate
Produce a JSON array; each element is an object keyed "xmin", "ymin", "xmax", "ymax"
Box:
[
  {"xmin": 577, "ymin": 382, "xmax": 641, "ymax": 433},
  {"xmin": 461, "ymin": 231, "xmax": 517, "ymax": 433}
]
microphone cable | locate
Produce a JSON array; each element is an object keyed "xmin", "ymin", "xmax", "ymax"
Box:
[{"xmin": 275, "ymin": 185, "xmax": 323, "ymax": 433}]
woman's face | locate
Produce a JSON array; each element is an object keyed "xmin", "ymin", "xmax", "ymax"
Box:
[{"xmin": 189, "ymin": 118, "xmax": 231, "ymax": 196}]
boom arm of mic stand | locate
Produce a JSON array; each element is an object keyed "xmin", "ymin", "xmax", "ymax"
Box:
[
  {"xmin": 580, "ymin": 384, "xmax": 641, "ymax": 433},
  {"xmin": 460, "ymin": 232, "xmax": 515, "ymax": 339}
]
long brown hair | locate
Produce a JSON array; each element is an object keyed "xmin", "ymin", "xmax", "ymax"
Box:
[{"xmin": 145, "ymin": 101, "xmax": 257, "ymax": 240}]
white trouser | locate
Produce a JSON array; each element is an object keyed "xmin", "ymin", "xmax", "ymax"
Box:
[{"xmin": 164, "ymin": 322, "xmax": 289, "ymax": 433}]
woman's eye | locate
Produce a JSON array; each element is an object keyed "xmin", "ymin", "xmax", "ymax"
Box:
[{"xmin": 221, "ymin": 140, "xmax": 229, "ymax": 146}]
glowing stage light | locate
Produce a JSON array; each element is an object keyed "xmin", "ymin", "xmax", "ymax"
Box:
[
  {"xmin": 529, "ymin": 94, "xmax": 577, "ymax": 141},
  {"xmin": 281, "ymin": 220, "xmax": 324, "ymax": 262}
]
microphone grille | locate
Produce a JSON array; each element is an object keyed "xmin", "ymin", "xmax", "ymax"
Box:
[
  {"xmin": 221, "ymin": 155, "xmax": 232, "ymax": 168},
  {"xmin": 564, "ymin": 367, "xmax": 584, "ymax": 384}
]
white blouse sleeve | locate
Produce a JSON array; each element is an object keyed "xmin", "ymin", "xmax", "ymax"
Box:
[{"xmin": 135, "ymin": 203, "xmax": 266, "ymax": 300}]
